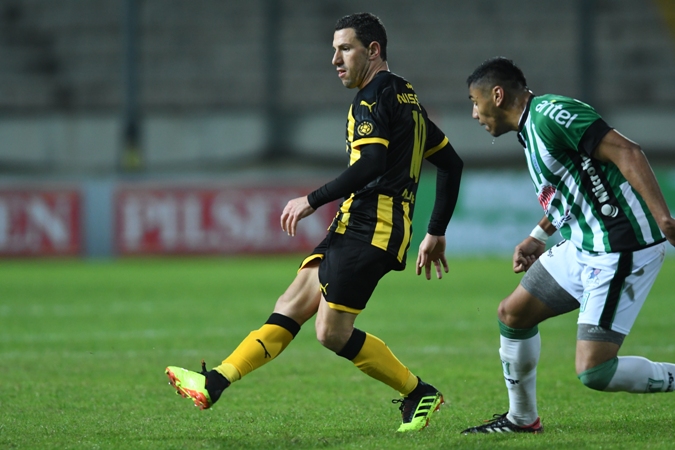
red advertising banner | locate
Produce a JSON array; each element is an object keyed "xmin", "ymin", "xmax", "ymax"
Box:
[
  {"xmin": 0, "ymin": 189, "xmax": 81, "ymax": 256},
  {"xmin": 115, "ymin": 186, "xmax": 338, "ymax": 255}
]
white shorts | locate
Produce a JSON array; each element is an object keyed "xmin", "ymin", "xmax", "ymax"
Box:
[{"xmin": 538, "ymin": 240, "xmax": 666, "ymax": 335}]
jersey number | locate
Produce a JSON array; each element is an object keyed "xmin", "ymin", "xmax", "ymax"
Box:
[{"xmin": 410, "ymin": 110, "xmax": 426, "ymax": 182}]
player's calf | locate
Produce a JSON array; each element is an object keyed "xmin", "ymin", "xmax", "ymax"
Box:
[{"xmin": 579, "ymin": 356, "xmax": 675, "ymax": 393}]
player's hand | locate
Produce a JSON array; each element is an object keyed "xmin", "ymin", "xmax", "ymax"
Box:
[
  {"xmin": 513, "ymin": 237, "xmax": 546, "ymax": 273},
  {"xmin": 659, "ymin": 216, "xmax": 675, "ymax": 247},
  {"xmin": 416, "ymin": 233, "xmax": 449, "ymax": 280},
  {"xmin": 280, "ymin": 196, "xmax": 315, "ymax": 237}
]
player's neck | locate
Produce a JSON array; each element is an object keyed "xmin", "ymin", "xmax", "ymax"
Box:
[
  {"xmin": 359, "ymin": 60, "xmax": 389, "ymax": 89},
  {"xmin": 511, "ymin": 91, "xmax": 533, "ymax": 130}
]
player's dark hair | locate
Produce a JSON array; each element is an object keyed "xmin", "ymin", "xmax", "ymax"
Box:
[
  {"xmin": 466, "ymin": 57, "xmax": 528, "ymax": 93},
  {"xmin": 335, "ymin": 12, "xmax": 388, "ymax": 61}
]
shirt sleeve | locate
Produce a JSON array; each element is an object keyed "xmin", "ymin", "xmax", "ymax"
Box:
[
  {"xmin": 423, "ymin": 115, "xmax": 450, "ymax": 159},
  {"xmin": 533, "ymin": 98, "xmax": 610, "ymax": 156},
  {"xmin": 307, "ymin": 143, "xmax": 388, "ymax": 210},
  {"xmin": 423, "ymin": 133, "xmax": 463, "ymax": 236},
  {"xmin": 580, "ymin": 118, "xmax": 613, "ymax": 156},
  {"xmin": 351, "ymin": 85, "xmax": 394, "ymax": 150}
]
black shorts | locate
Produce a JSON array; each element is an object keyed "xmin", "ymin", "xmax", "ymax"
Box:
[{"xmin": 299, "ymin": 232, "xmax": 398, "ymax": 314}]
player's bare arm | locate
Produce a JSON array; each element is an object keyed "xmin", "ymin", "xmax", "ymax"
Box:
[
  {"xmin": 593, "ymin": 130, "xmax": 675, "ymax": 246},
  {"xmin": 280, "ymin": 196, "xmax": 315, "ymax": 237},
  {"xmin": 513, "ymin": 216, "xmax": 552, "ymax": 273},
  {"xmin": 416, "ymin": 234, "xmax": 449, "ymax": 280}
]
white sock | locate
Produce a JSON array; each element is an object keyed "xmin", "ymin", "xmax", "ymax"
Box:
[
  {"xmin": 605, "ymin": 356, "xmax": 675, "ymax": 393},
  {"xmin": 500, "ymin": 333, "xmax": 540, "ymax": 426}
]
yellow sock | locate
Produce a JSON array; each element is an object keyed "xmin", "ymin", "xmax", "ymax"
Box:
[
  {"xmin": 214, "ymin": 314, "xmax": 299, "ymax": 383},
  {"xmin": 352, "ymin": 333, "xmax": 419, "ymax": 395}
]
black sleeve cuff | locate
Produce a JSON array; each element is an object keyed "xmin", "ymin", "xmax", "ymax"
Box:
[{"xmin": 579, "ymin": 118, "xmax": 612, "ymax": 156}]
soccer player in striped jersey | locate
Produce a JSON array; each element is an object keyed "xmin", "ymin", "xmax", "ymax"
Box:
[
  {"xmin": 461, "ymin": 57, "xmax": 675, "ymax": 434},
  {"xmin": 165, "ymin": 13, "xmax": 464, "ymax": 432}
]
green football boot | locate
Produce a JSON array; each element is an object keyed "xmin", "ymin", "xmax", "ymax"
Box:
[
  {"xmin": 165, "ymin": 362, "xmax": 213, "ymax": 410},
  {"xmin": 393, "ymin": 379, "xmax": 444, "ymax": 432}
]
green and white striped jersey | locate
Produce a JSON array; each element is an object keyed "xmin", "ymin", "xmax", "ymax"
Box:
[{"xmin": 518, "ymin": 94, "xmax": 665, "ymax": 253}]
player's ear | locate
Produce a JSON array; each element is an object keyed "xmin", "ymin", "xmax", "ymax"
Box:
[
  {"xmin": 367, "ymin": 41, "xmax": 381, "ymax": 60},
  {"xmin": 493, "ymin": 86, "xmax": 506, "ymax": 107}
]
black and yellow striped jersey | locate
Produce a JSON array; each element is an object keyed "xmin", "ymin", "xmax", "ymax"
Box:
[{"xmin": 328, "ymin": 71, "xmax": 450, "ymax": 267}]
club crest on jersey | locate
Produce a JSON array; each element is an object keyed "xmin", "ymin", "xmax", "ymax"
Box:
[{"xmin": 357, "ymin": 121, "xmax": 374, "ymax": 136}]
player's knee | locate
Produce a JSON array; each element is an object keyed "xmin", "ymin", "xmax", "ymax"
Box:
[
  {"xmin": 314, "ymin": 320, "xmax": 328, "ymax": 346},
  {"xmin": 274, "ymin": 292, "xmax": 291, "ymax": 312},
  {"xmin": 497, "ymin": 296, "xmax": 550, "ymax": 329},
  {"xmin": 497, "ymin": 299, "xmax": 524, "ymax": 328},
  {"xmin": 274, "ymin": 292, "xmax": 320, "ymax": 325},
  {"xmin": 577, "ymin": 357, "xmax": 618, "ymax": 391},
  {"xmin": 496, "ymin": 300, "xmax": 511, "ymax": 324},
  {"xmin": 315, "ymin": 323, "xmax": 348, "ymax": 352},
  {"xmin": 316, "ymin": 333, "xmax": 346, "ymax": 353}
]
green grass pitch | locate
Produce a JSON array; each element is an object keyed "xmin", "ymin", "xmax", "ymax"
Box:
[{"xmin": 1, "ymin": 255, "xmax": 674, "ymax": 449}]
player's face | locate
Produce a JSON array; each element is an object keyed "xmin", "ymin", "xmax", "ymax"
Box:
[
  {"xmin": 332, "ymin": 28, "xmax": 370, "ymax": 89},
  {"xmin": 469, "ymin": 84, "xmax": 511, "ymax": 137}
]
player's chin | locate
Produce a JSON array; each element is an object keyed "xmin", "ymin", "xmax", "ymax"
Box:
[
  {"xmin": 490, "ymin": 127, "xmax": 510, "ymax": 138},
  {"xmin": 340, "ymin": 78, "xmax": 358, "ymax": 89}
]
